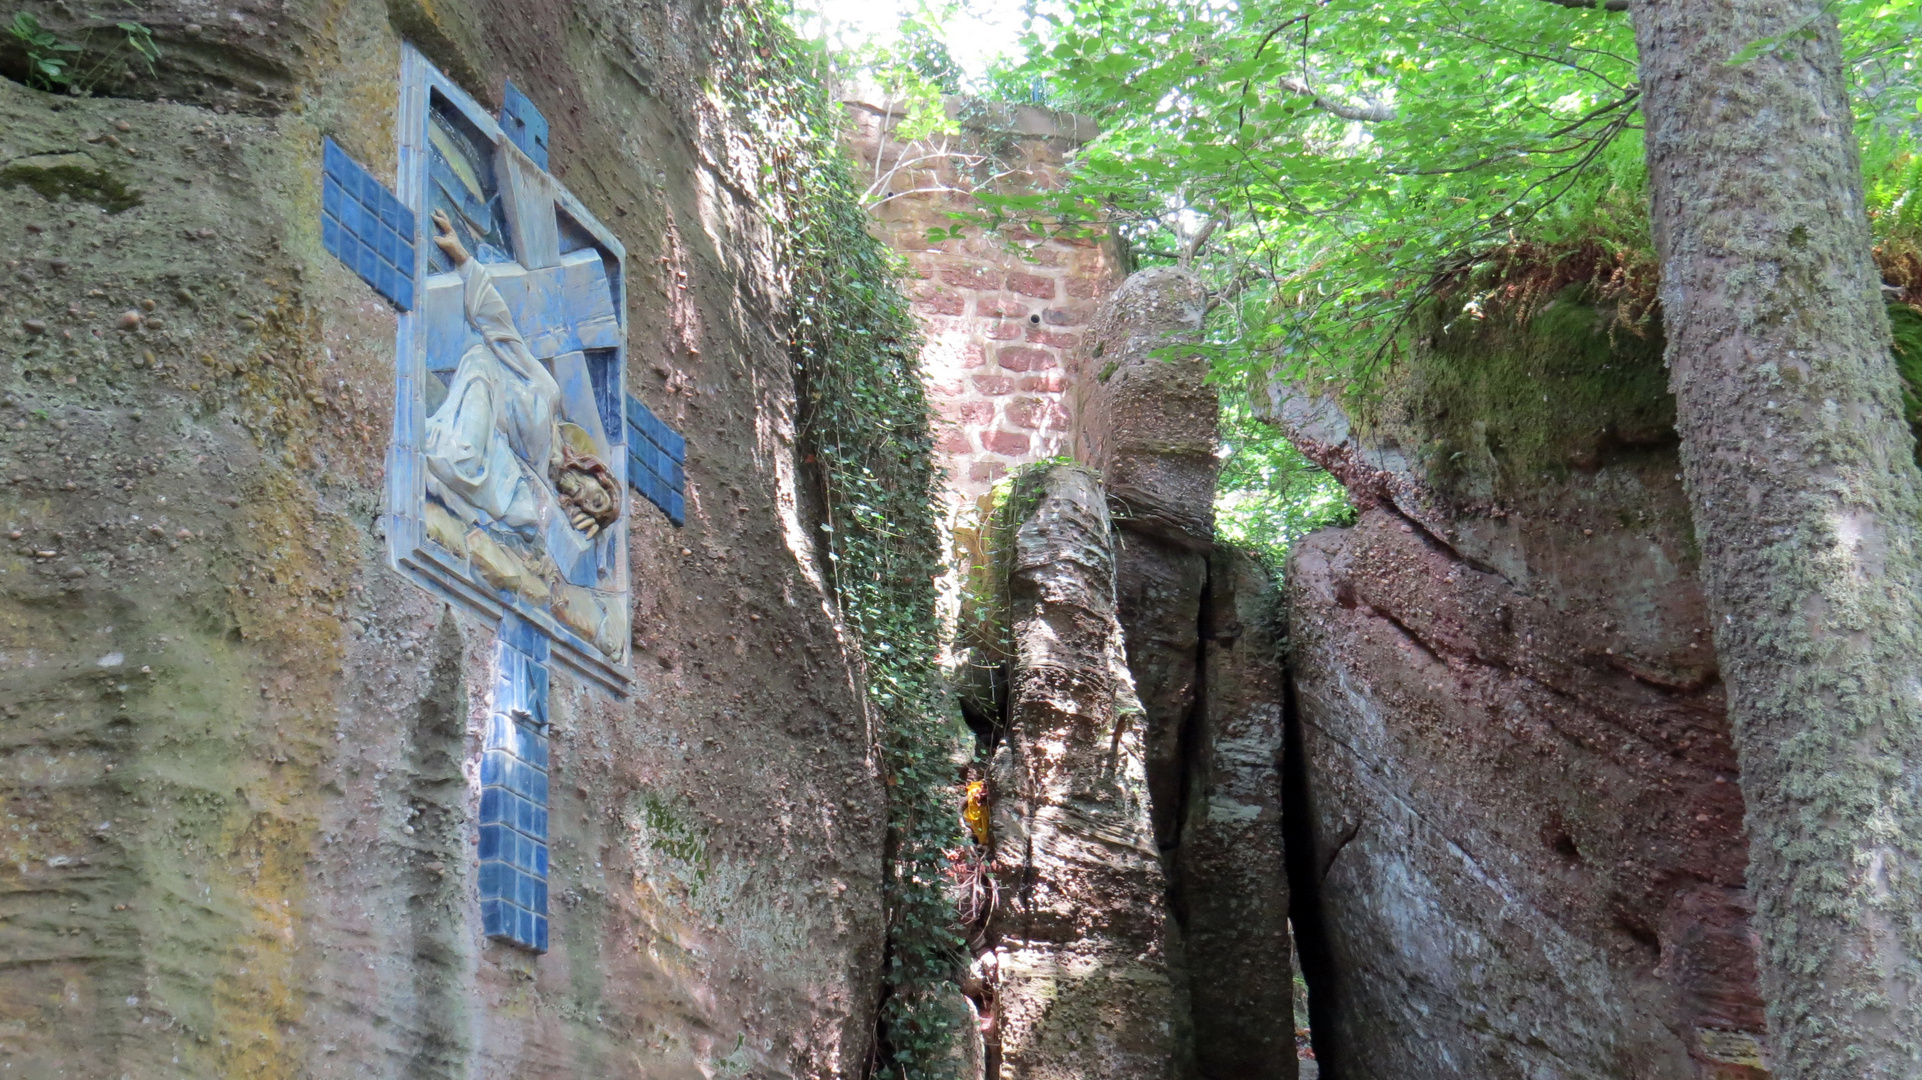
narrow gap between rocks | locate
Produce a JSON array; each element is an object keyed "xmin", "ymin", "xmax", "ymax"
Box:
[{"xmin": 1282, "ymin": 671, "xmax": 1345, "ymax": 1080}]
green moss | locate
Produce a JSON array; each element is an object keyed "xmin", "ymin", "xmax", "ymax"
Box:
[
  {"xmin": 0, "ymin": 152, "xmax": 140, "ymax": 212},
  {"xmin": 1360, "ymin": 286, "xmax": 1673, "ymax": 500}
]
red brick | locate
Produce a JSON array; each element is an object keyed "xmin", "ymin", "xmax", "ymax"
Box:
[
  {"xmin": 975, "ymin": 296, "xmax": 1030, "ymax": 319},
  {"xmin": 1004, "ymin": 396, "xmax": 1046, "ymax": 429},
  {"xmin": 919, "ymin": 292, "xmax": 967, "ymax": 316},
  {"xmin": 1042, "ymin": 303, "xmax": 1095, "ymax": 326},
  {"xmin": 985, "ymin": 321, "xmax": 1024, "ymax": 340},
  {"xmin": 1066, "ymin": 277, "xmax": 1107, "ymax": 300},
  {"xmin": 1019, "ymin": 374, "xmax": 1068, "ymax": 393},
  {"xmin": 969, "ymin": 460, "xmax": 1008, "ymax": 483},
  {"xmin": 937, "ymin": 429, "xmax": 973, "ymax": 454},
  {"xmin": 1006, "ymin": 272, "xmax": 1059, "ymax": 299},
  {"xmin": 1026, "ymin": 327, "xmax": 1080, "ymax": 349},
  {"xmin": 941, "ymin": 266, "xmax": 1000, "ymax": 290},
  {"xmin": 959, "ymin": 342, "xmax": 988, "ymax": 368},
  {"xmin": 997, "ymin": 346, "xmax": 1057, "ymax": 372},
  {"xmin": 972, "ymin": 374, "xmax": 1016, "ymax": 396},
  {"xmin": 982, "ymin": 429, "xmax": 1032, "ymax": 455},
  {"xmin": 959, "ymin": 400, "xmax": 993, "ymax": 423}
]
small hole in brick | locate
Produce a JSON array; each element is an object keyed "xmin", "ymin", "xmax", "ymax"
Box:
[{"xmin": 1029, "ymin": 314, "xmax": 1040, "ymax": 324}]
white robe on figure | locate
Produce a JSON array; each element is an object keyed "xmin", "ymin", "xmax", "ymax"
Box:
[{"xmin": 424, "ymin": 258, "xmax": 562, "ymax": 539}]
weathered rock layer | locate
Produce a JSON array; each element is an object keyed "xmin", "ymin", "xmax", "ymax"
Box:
[{"xmin": 1272, "ymin": 296, "xmax": 1766, "ymax": 1079}]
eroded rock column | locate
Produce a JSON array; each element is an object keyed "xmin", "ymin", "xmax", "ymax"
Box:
[
  {"xmin": 988, "ymin": 464, "xmax": 1177, "ymax": 1080},
  {"xmin": 1071, "ymin": 265, "xmax": 1296, "ymax": 1080}
]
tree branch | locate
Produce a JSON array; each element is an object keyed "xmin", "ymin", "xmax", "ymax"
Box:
[
  {"xmin": 1537, "ymin": 0, "xmax": 1628, "ymax": 11},
  {"xmin": 1278, "ymin": 76, "xmax": 1396, "ymax": 122}
]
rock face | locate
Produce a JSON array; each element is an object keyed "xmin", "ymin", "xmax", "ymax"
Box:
[
  {"xmin": 1272, "ymin": 298, "xmax": 1766, "ymax": 1079},
  {"xmin": 1176, "ymin": 548, "xmax": 1296, "ymax": 1080},
  {"xmin": 1067, "ymin": 265, "xmax": 1296, "ymax": 1080},
  {"xmin": 988, "ymin": 464, "xmax": 1178, "ymax": 1080},
  {"xmin": 0, "ymin": 6, "xmax": 888, "ymax": 1078}
]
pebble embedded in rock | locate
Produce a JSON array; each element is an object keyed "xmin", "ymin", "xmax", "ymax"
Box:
[
  {"xmin": 140, "ymin": 298, "xmax": 157, "ymax": 312},
  {"xmin": 114, "ymin": 120, "xmax": 131, "ymax": 133},
  {"xmin": 118, "ymin": 311, "xmax": 142, "ymax": 330},
  {"xmin": 23, "ymin": 319, "xmax": 47, "ymax": 334}
]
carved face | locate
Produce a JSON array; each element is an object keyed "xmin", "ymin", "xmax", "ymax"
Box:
[
  {"xmin": 555, "ymin": 456, "xmax": 620, "ymax": 535},
  {"xmin": 566, "ymin": 469, "xmax": 614, "ymax": 517}
]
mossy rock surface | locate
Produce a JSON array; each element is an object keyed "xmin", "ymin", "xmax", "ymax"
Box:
[{"xmin": 1356, "ymin": 286, "xmax": 1672, "ymax": 503}]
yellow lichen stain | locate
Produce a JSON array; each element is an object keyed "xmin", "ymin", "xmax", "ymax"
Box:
[{"xmin": 210, "ymin": 811, "xmax": 310, "ymax": 1080}]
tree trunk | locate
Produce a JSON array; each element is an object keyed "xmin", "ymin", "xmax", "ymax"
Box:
[{"xmin": 1631, "ymin": 1, "xmax": 1922, "ymax": 1075}]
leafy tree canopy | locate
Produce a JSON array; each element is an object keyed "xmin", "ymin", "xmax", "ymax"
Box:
[{"xmin": 985, "ymin": 0, "xmax": 1922, "ymax": 386}]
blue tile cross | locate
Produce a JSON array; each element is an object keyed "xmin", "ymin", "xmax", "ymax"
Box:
[
  {"xmin": 500, "ymin": 81, "xmax": 550, "ymax": 171},
  {"xmin": 320, "ymin": 138, "xmax": 417, "ymax": 311},
  {"xmin": 626, "ymin": 393, "xmax": 686, "ymax": 526},
  {"xmin": 480, "ymin": 613, "xmax": 551, "ymax": 951}
]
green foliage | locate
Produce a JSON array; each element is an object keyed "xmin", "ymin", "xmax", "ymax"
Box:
[
  {"xmin": 1216, "ymin": 390, "xmax": 1352, "ymax": 569},
  {"xmin": 8, "ymin": 11, "xmax": 159, "ymax": 95},
  {"xmin": 714, "ymin": 6, "xmax": 965, "ymax": 1076},
  {"xmin": 983, "ymin": 0, "xmax": 1921, "ymax": 392}
]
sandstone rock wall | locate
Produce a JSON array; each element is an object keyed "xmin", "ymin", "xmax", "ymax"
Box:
[
  {"xmin": 0, "ymin": 4, "xmax": 887, "ymax": 1077},
  {"xmin": 1075, "ymin": 266, "xmax": 1295, "ymax": 1080},
  {"xmin": 1272, "ymin": 298, "xmax": 1766, "ymax": 1080},
  {"xmin": 987, "ymin": 463, "xmax": 1178, "ymax": 1080},
  {"xmin": 840, "ymin": 92, "xmax": 1125, "ymax": 511}
]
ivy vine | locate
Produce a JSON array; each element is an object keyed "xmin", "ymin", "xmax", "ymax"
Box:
[{"xmin": 711, "ymin": 6, "xmax": 965, "ymax": 1077}]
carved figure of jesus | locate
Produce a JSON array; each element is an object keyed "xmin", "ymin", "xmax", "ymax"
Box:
[{"xmin": 422, "ymin": 209, "xmax": 617, "ymax": 541}]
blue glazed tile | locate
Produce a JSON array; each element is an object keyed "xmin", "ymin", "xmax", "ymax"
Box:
[
  {"xmin": 533, "ymin": 877, "xmax": 548, "ymax": 916},
  {"xmin": 499, "ymin": 611, "xmax": 541, "ymax": 658},
  {"xmin": 319, "ymin": 138, "xmax": 416, "ymax": 311},
  {"xmin": 533, "ymin": 842, "xmax": 549, "ymax": 878},
  {"xmin": 668, "ymin": 490, "xmax": 685, "ymax": 526},
  {"xmin": 480, "ymin": 785, "xmax": 502, "ymax": 823},
  {"xmin": 478, "ymin": 822, "xmax": 503, "ymax": 861},
  {"xmin": 501, "ymin": 81, "xmax": 551, "ymax": 170},
  {"xmin": 478, "ymin": 859, "xmax": 502, "ymax": 898},
  {"xmin": 533, "ymin": 914, "xmax": 549, "ymax": 952},
  {"xmin": 481, "ymin": 897, "xmax": 508, "ymax": 937}
]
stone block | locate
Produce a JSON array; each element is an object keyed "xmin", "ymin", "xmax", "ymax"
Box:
[
  {"xmin": 941, "ymin": 266, "xmax": 1000, "ymax": 290},
  {"xmin": 997, "ymin": 346, "xmax": 1056, "ymax": 372},
  {"xmin": 972, "ymin": 374, "xmax": 1017, "ymax": 396},
  {"xmin": 986, "ymin": 321, "xmax": 1024, "ymax": 340},
  {"xmin": 1019, "ymin": 374, "xmax": 1068, "ymax": 393},
  {"xmin": 983, "ymin": 429, "xmax": 1032, "ymax": 455},
  {"xmin": 1067, "ymin": 276, "xmax": 1107, "ymax": 299},
  {"xmin": 1026, "ymin": 327, "xmax": 1080, "ymax": 349},
  {"xmin": 919, "ymin": 291, "xmax": 967, "ymax": 316},
  {"xmin": 1006, "ymin": 272, "xmax": 1058, "ymax": 299}
]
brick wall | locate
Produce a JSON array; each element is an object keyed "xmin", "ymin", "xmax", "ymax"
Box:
[{"xmin": 840, "ymin": 90, "xmax": 1125, "ymax": 516}]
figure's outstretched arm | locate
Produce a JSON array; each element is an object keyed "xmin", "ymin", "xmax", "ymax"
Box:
[{"xmin": 431, "ymin": 209, "xmax": 470, "ymax": 267}]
